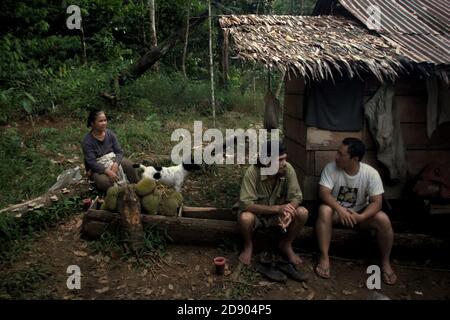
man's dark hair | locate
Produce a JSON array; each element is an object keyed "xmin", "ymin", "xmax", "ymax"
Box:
[
  {"xmin": 342, "ymin": 137, "xmax": 365, "ymax": 161},
  {"xmin": 87, "ymin": 109, "xmax": 105, "ymax": 128}
]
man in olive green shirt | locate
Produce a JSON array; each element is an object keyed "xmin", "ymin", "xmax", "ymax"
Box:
[{"xmin": 238, "ymin": 141, "xmax": 308, "ymax": 265}]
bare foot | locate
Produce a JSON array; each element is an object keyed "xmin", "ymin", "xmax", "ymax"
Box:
[
  {"xmin": 381, "ymin": 262, "xmax": 397, "ymax": 285},
  {"xmin": 239, "ymin": 245, "xmax": 253, "ymax": 265},
  {"xmin": 315, "ymin": 255, "xmax": 330, "ymax": 279},
  {"xmin": 279, "ymin": 241, "xmax": 303, "ymax": 266}
]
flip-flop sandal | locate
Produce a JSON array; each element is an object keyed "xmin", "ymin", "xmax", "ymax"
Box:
[
  {"xmin": 382, "ymin": 271, "xmax": 397, "ymax": 285},
  {"xmin": 314, "ymin": 264, "xmax": 330, "ymax": 279}
]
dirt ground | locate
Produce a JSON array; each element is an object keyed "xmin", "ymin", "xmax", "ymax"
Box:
[{"xmin": 1, "ymin": 213, "xmax": 449, "ymax": 300}]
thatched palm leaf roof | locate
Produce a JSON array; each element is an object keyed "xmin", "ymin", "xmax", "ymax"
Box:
[{"xmin": 219, "ymin": 15, "xmax": 408, "ymax": 82}]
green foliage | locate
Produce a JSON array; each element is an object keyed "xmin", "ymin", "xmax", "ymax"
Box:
[{"xmin": 0, "ymin": 265, "xmax": 52, "ymax": 299}]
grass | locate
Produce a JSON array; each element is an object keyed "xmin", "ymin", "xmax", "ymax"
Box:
[
  {"xmin": 87, "ymin": 223, "xmax": 171, "ymax": 273},
  {"xmin": 0, "ymin": 105, "xmax": 263, "ymax": 209},
  {"xmin": 0, "ymin": 196, "xmax": 82, "ymax": 264},
  {"xmin": 0, "ymin": 69, "xmax": 272, "ymax": 297},
  {"xmin": 0, "ymin": 264, "xmax": 53, "ymax": 299},
  {"xmin": 0, "ymin": 123, "xmax": 85, "ymax": 207},
  {"xmin": 0, "ymin": 105, "xmax": 265, "ymax": 272}
]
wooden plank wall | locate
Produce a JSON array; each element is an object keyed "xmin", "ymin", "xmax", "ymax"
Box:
[
  {"xmin": 283, "ymin": 74, "xmax": 450, "ymax": 201},
  {"xmin": 395, "ymin": 77, "xmax": 450, "ymax": 176}
]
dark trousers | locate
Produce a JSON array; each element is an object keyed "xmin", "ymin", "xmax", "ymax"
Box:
[{"xmin": 91, "ymin": 158, "xmax": 139, "ymax": 192}]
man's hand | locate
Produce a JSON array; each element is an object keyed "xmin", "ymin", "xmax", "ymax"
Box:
[
  {"xmin": 277, "ymin": 204, "xmax": 295, "ymax": 229},
  {"xmin": 336, "ymin": 206, "xmax": 357, "ymax": 228},
  {"xmin": 105, "ymin": 168, "xmax": 119, "ymax": 182},
  {"xmin": 347, "ymin": 208, "xmax": 363, "ymax": 224},
  {"xmin": 278, "ymin": 203, "xmax": 296, "ymax": 216}
]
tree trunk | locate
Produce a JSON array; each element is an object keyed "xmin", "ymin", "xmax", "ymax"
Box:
[
  {"xmin": 148, "ymin": 0, "xmax": 158, "ymax": 72},
  {"xmin": 300, "ymin": 0, "xmax": 304, "ymax": 15},
  {"xmin": 81, "ymin": 211, "xmax": 239, "ymax": 246},
  {"xmin": 102, "ymin": 10, "xmax": 209, "ymax": 101},
  {"xmin": 116, "ymin": 185, "xmax": 144, "ymax": 252},
  {"xmin": 208, "ymin": 0, "xmax": 216, "ymax": 127},
  {"xmin": 141, "ymin": 0, "xmax": 147, "ymax": 46},
  {"xmin": 80, "ymin": 207, "xmax": 450, "ymax": 260},
  {"xmin": 80, "ymin": 23, "xmax": 87, "ymax": 65},
  {"xmin": 181, "ymin": 0, "xmax": 191, "ymax": 79},
  {"xmin": 218, "ymin": 19, "xmax": 229, "ymax": 88}
]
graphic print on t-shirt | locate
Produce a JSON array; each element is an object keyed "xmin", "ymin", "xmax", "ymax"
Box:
[{"xmin": 336, "ymin": 186, "xmax": 358, "ymax": 208}]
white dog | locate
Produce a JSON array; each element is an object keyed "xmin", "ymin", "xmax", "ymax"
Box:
[{"xmin": 134, "ymin": 162, "xmax": 201, "ymax": 191}]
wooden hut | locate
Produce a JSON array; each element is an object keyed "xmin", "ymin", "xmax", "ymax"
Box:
[{"xmin": 219, "ymin": 1, "xmax": 450, "ymax": 210}]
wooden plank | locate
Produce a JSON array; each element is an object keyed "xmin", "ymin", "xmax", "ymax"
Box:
[
  {"xmin": 302, "ymin": 175, "xmax": 320, "ymax": 201},
  {"xmin": 284, "ymin": 116, "xmax": 307, "ymax": 146},
  {"xmin": 291, "ymin": 162, "xmax": 305, "ymax": 179},
  {"xmin": 396, "ymin": 96, "xmax": 427, "ymax": 123},
  {"xmin": 284, "ymin": 94, "xmax": 304, "ymax": 119},
  {"xmin": 306, "ymin": 127, "xmax": 362, "ymax": 150},
  {"xmin": 395, "ymin": 78, "xmax": 426, "ymax": 96},
  {"xmin": 284, "ymin": 76, "xmax": 305, "ymax": 94},
  {"xmin": 181, "ymin": 206, "xmax": 234, "ymax": 221},
  {"xmin": 285, "ymin": 138, "xmax": 315, "ymax": 176},
  {"xmin": 314, "ymin": 151, "xmax": 336, "ymax": 177},
  {"xmin": 402, "ymin": 123, "xmax": 429, "ymax": 148},
  {"xmin": 285, "ymin": 138, "xmax": 304, "ymax": 169}
]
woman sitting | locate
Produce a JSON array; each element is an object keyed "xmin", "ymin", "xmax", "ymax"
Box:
[{"xmin": 81, "ymin": 109, "xmax": 138, "ymax": 192}]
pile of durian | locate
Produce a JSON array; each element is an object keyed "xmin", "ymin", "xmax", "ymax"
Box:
[{"xmin": 100, "ymin": 178, "xmax": 183, "ymax": 217}]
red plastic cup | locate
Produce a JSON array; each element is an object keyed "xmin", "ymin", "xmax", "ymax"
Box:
[
  {"xmin": 213, "ymin": 257, "xmax": 226, "ymax": 275},
  {"xmin": 82, "ymin": 198, "xmax": 92, "ymax": 211}
]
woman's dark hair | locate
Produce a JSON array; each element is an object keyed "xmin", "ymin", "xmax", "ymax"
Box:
[
  {"xmin": 342, "ymin": 137, "xmax": 365, "ymax": 161},
  {"xmin": 87, "ymin": 109, "xmax": 105, "ymax": 128}
]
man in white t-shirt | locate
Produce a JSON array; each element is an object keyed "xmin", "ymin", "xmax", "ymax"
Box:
[{"xmin": 315, "ymin": 137, "xmax": 397, "ymax": 285}]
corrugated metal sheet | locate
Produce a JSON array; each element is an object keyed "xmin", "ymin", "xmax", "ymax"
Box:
[{"xmin": 338, "ymin": 0, "xmax": 450, "ymax": 65}]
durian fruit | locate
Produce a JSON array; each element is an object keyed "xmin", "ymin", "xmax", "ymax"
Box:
[
  {"xmin": 104, "ymin": 185, "xmax": 120, "ymax": 211},
  {"xmin": 135, "ymin": 178, "xmax": 156, "ymax": 196},
  {"xmin": 159, "ymin": 197, "xmax": 179, "ymax": 217},
  {"xmin": 141, "ymin": 189, "xmax": 161, "ymax": 215},
  {"xmin": 168, "ymin": 191, "xmax": 183, "ymax": 204},
  {"xmin": 100, "ymin": 202, "xmax": 107, "ymax": 211}
]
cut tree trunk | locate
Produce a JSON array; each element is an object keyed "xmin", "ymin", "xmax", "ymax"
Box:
[{"xmin": 116, "ymin": 185, "xmax": 144, "ymax": 252}]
